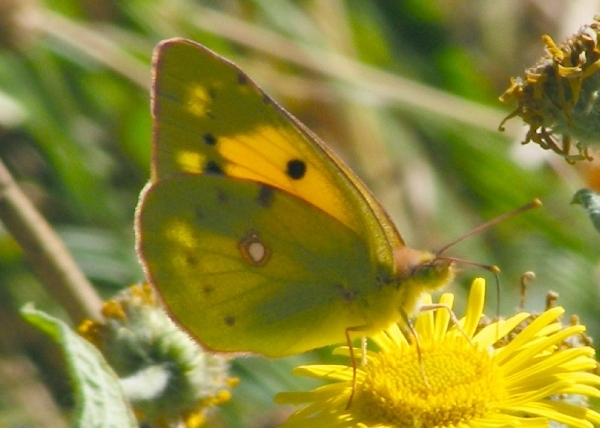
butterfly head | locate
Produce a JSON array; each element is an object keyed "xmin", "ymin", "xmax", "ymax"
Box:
[
  {"xmin": 389, "ymin": 246, "xmax": 455, "ymax": 320},
  {"xmin": 394, "ymin": 246, "xmax": 455, "ymax": 294}
]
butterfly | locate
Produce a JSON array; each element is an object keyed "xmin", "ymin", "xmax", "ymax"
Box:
[{"xmin": 135, "ymin": 38, "xmax": 454, "ymax": 358}]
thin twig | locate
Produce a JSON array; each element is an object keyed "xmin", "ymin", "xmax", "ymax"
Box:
[{"xmin": 0, "ymin": 159, "xmax": 103, "ymax": 323}]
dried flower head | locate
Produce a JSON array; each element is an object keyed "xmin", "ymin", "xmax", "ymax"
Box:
[{"xmin": 500, "ymin": 16, "xmax": 600, "ymax": 162}]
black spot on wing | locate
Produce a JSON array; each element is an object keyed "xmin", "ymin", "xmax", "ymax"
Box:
[
  {"xmin": 257, "ymin": 185, "xmax": 275, "ymax": 208},
  {"xmin": 286, "ymin": 159, "xmax": 306, "ymax": 180},
  {"xmin": 224, "ymin": 316, "xmax": 235, "ymax": 326},
  {"xmin": 185, "ymin": 254, "xmax": 198, "ymax": 266},
  {"xmin": 205, "ymin": 160, "xmax": 224, "ymax": 175},
  {"xmin": 202, "ymin": 88, "xmax": 217, "ymax": 119},
  {"xmin": 203, "ymin": 133, "xmax": 217, "ymax": 146},
  {"xmin": 237, "ymin": 73, "xmax": 248, "ymax": 85}
]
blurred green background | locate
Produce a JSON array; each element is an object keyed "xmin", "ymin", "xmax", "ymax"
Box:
[{"xmin": 1, "ymin": 1, "xmax": 599, "ymax": 426}]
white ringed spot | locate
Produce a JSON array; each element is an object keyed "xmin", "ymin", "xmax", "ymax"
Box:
[{"xmin": 238, "ymin": 231, "xmax": 271, "ymax": 266}]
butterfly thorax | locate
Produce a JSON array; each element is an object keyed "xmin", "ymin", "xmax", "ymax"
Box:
[{"xmin": 392, "ymin": 246, "xmax": 455, "ymax": 318}]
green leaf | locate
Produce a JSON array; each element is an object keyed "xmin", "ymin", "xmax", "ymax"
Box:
[
  {"xmin": 571, "ymin": 189, "xmax": 600, "ymax": 233},
  {"xmin": 21, "ymin": 305, "xmax": 137, "ymax": 428}
]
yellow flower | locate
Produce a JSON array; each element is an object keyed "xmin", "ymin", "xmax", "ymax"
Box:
[
  {"xmin": 499, "ymin": 16, "xmax": 600, "ymax": 162},
  {"xmin": 276, "ymin": 278, "xmax": 600, "ymax": 428}
]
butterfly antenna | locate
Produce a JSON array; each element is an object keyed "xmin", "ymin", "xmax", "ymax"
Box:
[
  {"xmin": 436, "ymin": 199, "xmax": 541, "ymax": 344},
  {"xmin": 435, "ymin": 256, "xmax": 500, "ymax": 274},
  {"xmin": 435, "ymin": 198, "xmax": 542, "ymax": 257},
  {"xmin": 436, "ymin": 255, "xmax": 501, "ymax": 306}
]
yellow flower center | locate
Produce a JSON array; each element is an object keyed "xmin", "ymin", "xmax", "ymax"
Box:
[{"xmin": 357, "ymin": 336, "xmax": 506, "ymax": 428}]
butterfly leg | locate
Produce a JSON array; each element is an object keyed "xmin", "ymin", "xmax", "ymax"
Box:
[
  {"xmin": 419, "ymin": 303, "xmax": 474, "ymax": 346},
  {"xmin": 344, "ymin": 325, "xmax": 370, "ymax": 409}
]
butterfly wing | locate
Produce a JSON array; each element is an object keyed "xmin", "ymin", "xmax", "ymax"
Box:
[
  {"xmin": 136, "ymin": 39, "xmax": 453, "ymax": 357},
  {"xmin": 137, "ymin": 174, "xmax": 402, "ymax": 356},
  {"xmin": 150, "ymin": 38, "xmax": 404, "ymax": 270}
]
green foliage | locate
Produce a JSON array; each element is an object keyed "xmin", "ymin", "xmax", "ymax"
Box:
[
  {"xmin": 21, "ymin": 305, "xmax": 136, "ymax": 428},
  {"xmin": 572, "ymin": 189, "xmax": 600, "ymax": 233}
]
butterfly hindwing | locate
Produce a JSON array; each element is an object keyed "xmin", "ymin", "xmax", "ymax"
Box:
[{"xmin": 137, "ymin": 174, "xmax": 400, "ymax": 356}]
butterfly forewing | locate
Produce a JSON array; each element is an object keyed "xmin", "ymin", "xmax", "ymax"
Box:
[{"xmin": 151, "ymin": 39, "xmax": 404, "ymax": 271}]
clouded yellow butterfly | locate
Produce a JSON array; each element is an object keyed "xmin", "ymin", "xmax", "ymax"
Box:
[{"xmin": 135, "ymin": 38, "xmax": 454, "ymax": 357}]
